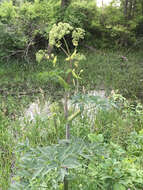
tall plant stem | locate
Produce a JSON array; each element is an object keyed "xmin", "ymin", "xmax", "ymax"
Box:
[
  {"xmin": 63, "ymin": 91, "xmax": 69, "ymax": 190},
  {"xmin": 64, "ymin": 92, "xmax": 70, "ymax": 139},
  {"xmin": 64, "ymin": 172, "xmax": 68, "ymax": 190},
  {"xmin": 62, "ymin": 37, "xmax": 73, "ymax": 190}
]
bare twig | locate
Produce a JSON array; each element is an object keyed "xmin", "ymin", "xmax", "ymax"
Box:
[
  {"xmin": 1, "ymin": 50, "xmax": 24, "ymax": 61},
  {"xmin": 0, "ymin": 89, "xmax": 51, "ymax": 97}
]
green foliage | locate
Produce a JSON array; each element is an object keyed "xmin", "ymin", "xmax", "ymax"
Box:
[
  {"xmin": 0, "ymin": 1, "xmax": 17, "ymax": 21},
  {"xmin": 0, "ymin": 112, "xmax": 14, "ymax": 190},
  {"xmin": 63, "ymin": 0, "xmax": 97, "ymax": 29},
  {"xmin": 0, "ymin": 0, "xmax": 60, "ymax": 59},
  {"xmin": 10, "ymin": 138, "xmax": 85, "ymax": 190},
  {"xmin": 127, "ymin": 131, "xmax": 143, "ymax": 157},
  {"xmin": 93, "ymin": 92, "xmax": 143, "ymax": 146},
  {"xmin": 1, "ymin": 0, "xmax": 143, "ymax": 59},
  {"xmin": 10, "ymin": 132, "xmax": 143, "ymax": 189},
  {"xmin": 80, "ymin": 50, "xmax": 143, "ymax": 99}
]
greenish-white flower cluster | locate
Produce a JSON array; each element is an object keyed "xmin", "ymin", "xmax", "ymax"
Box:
[
  {"xmin": 49, "ymin": 22, "xmax": 85, "ymax": 47},
  {"xmin": 49, "ymin": 22, "xmax": 73, "ymax": 46}
]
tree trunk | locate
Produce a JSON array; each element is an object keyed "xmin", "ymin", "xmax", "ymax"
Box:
[
  {"xmin": 141, "ymin": 0, "xmax": 143, "ymax": 15},
  {"xmin": 132, "ymin": 0, "xmax": 136, "ymax": 17},
  {"xmin": 128, "ymin": 0, "xmax": 133, "ymax": 19},
  {"xmin": 61, "ymin": 0, "xmax": 70, "ymax": 8},
  {"xmin": 124, "ymin": 0, "xmax": 129, "ymax": 18}
]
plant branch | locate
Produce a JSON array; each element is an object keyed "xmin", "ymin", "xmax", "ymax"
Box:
[
  {"xmin": 60, "ymin": 46, "xmax": 69, "ymax": 57},
  {"xmin": 63, "ymin": 37, "xmax": 70, "ymax": 56}
]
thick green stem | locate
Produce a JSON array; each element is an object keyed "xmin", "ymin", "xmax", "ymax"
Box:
[
  {"xmin": 64, "ymin": 173, "xmax": 68, "ymax": 190},
  {"xmin": 63, "ymin": 92, "xmax": 69, "ymax": 190},
  {"xmin": 64, "ymin": 92, "xmax": 70, "ymax": 140}
]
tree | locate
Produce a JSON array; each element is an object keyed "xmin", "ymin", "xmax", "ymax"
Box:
[
  {"xmin": 61, "ymin": 0, "xmax": 70, "ymax": 8},
  {"xmin": 122, "ymin": 0, "xmax": 140, "ymax": 20}
]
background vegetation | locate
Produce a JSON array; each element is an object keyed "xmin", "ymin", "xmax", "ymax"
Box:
[{"xmin": 0, "ymin": 0, "xmax": 143, "ymax": 189}]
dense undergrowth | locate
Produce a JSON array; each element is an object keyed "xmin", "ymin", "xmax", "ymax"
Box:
[{"xmin": 0, "ymin": 49, "xmax": 143, "ymax": 189}]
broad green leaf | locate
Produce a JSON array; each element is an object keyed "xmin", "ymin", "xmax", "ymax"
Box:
[
  {"xmin": 58, "ymin": 76, "xmax": 69, "ymax": 90},
  {"xmin": 113, "ymin": 183, "xmax": 126, "ymax": 190},
  {"xmin": 88, "ymin": 134, "xmax": 104, "ymax": 143}
]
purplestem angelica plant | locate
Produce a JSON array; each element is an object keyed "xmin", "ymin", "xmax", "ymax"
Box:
[{"xmin": 36, "ymin": 22, "xmax": 85, "ymax": 190}]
